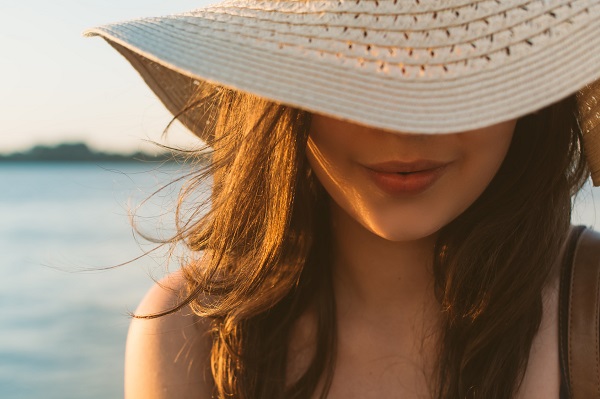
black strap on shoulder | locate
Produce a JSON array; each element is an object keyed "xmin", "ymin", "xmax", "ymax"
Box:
[
  {"xmin": 558, "ymin": 225, "xmax": 600, "ymax": 399},
  {"xmin": 559, "ymin": 225, "xmax": 586, "ymax": 399}
]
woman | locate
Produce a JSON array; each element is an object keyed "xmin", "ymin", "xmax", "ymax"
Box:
[{"xmin": 85, "ymin": 0, "xmax": 600, "ymax": 398}]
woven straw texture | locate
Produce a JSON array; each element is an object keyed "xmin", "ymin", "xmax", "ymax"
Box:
[
  {"xmin": 578, "ymin": 79, "xmax": 600, "ymax": 184},
  {"xmin": 85, "ymin": 0, "xmax": 600, "ymax": 140}
]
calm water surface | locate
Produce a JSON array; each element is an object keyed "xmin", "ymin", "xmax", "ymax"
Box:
[
  {"xmin": 1, "ymin": 163, "xmax": 599, "ymax": 399},
  {"xmin": 0, "ymin": 163, "xmax": 194, "ymax": 399}
]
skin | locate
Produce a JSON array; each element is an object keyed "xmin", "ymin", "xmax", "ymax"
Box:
[
  {"xmin": 306, "ymin": 114, "xmax": 516, "ymax": 242},
  {"xmin": 125, "ymin": 114, "xmax": 561, "ymax": 398},
  {"xmin": 125, "ymin": 273, "xmax": 213, "ymax": 399}
]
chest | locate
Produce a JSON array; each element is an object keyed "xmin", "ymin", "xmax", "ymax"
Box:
[
  {"xmin": 291, "ymin": 335, "xmax": 560, "ymax": 399},
  {"xmin": 287, "ymin": 289, "xmax": 561, "ymax": 399},
  {"xmin": 318, "ymin": 348, "xmax": 434, "ymax": 399}
]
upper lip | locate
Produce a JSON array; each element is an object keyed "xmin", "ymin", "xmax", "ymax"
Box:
[{"xmin": 364, "ymin": 160, "xmax": 450, "ymax": 173}]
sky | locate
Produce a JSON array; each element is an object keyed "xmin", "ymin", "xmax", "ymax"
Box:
[{"xmin": 0, "ymin": 0, "xmax": 217, "ymax": 155}]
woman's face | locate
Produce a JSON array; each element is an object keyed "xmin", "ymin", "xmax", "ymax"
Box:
[{"xmin": 306, "ymin": 114, "xmax": 517, "ymax": 242}]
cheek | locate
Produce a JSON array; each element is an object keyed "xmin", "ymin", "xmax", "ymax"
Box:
[
  {"xmin": 425, "ymin": 124, "xmax": 515, "ymax": 232},
  {"xmin": 456, "ymin": 123, "xmax": 516, "ymax": 201},
  {"xmin": 306, "ymin": 135, "xmax": 362, "ymax": 207},
  {"xmin": 306, "ymin": 133, "xmax": 381, "ymax": 234}
]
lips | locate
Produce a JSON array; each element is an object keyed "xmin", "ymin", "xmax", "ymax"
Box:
[
  {"xmin": 363, "ymin": 160, "xmax": 450, "ymax": 195},
  {"xmin": 364, "ymin": 160, "xmax": 449, "ymax": 174}
]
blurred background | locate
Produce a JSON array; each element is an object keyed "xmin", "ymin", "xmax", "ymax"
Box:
[
  {"xmin": 1, "ymin": 1, "xmax": 214, "ymax": 398},
  {"xmin": 1, "ymin": 1, "xmax": 599, "ymax": 399}
]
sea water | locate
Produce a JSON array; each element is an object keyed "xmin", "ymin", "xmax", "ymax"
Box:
[
  {"xmin": 0, "ymin": 163, "xmax": 599, "ymax": 399},
  {"xmin": 0, "ymin": 163, "xmax": 194, "ymax": 399}
]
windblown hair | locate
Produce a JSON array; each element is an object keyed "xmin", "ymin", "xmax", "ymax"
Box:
[{"xmin": 153, "ymin": 80, "xmax": 588, "ymax": 399}]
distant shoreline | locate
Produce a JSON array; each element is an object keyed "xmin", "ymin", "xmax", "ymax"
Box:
[{"xmin": 0, "ymin": 143, "xmax": 181, "ymax": 163}]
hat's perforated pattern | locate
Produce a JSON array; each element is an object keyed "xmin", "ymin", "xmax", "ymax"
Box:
[
  {"xmin": 85, "ymin": 0, "xmax": 600, "ymax": 145},
  {"xmin": 166, "ymin": 0, "xmax": 597, "ymax": 79}
]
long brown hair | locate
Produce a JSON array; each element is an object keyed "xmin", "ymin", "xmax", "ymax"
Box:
[{"xmin": 149, "ymin": 79, "xmax": 588, "ymax": 398}]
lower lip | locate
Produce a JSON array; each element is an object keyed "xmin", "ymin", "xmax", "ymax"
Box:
[{"xmin": 365, "ymin": 165, "xmax": 448, "ymax": 196}]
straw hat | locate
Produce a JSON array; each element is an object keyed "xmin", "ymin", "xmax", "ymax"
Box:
[{"xmin": 84, "ymin": 0, "xmax": 600, "ymax": 184}]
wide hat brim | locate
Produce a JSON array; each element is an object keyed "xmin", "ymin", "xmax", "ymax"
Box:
[{"xmin": 85, "ymin": 0, "xmax": 600, "ymax": 179}]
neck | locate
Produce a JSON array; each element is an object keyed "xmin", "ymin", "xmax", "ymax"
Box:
[{"xmin": 329, "ymin": 200, "xmax": 439, "ymax": 322}]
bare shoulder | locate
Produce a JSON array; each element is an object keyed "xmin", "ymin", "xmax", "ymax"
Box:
[{"xmin": 125, "ymin": 270, "xmax": 213, "ymax": 399}]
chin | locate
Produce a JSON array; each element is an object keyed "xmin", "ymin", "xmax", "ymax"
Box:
[{"xmin": 368, "ymin": 217, "xmax": 445, "ymax": 243}]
